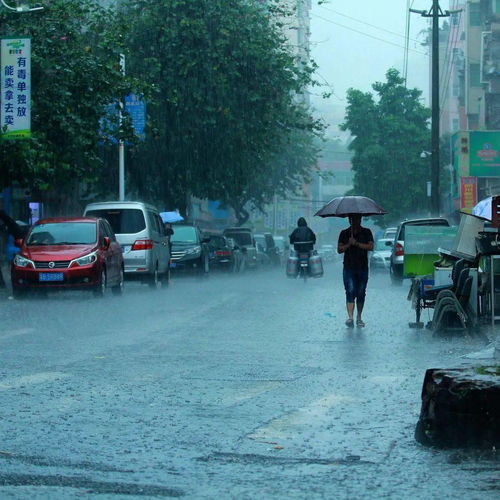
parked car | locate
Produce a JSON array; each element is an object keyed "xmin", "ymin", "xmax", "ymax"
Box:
[
  {"xmin": 254, "ymin": 233, "xmax": 280, "ymax": 266},
  {"xmin": 170, "ymin": 224, "xmax": 211, "ymax": 275},
  {"xmin": 223, "ymin": 227, "xmax": 258, "ymax": 269},
  {"xmin": 389, "ymin": 217, "xmax": 450, "ymax": 284},
  {"xmin": 84, "ymin": 201, "xmax": 170, "ymax": 288},
  {"xmin": 11, "ymin": 216, "xmax": 124, "ymax": 298},
  {"xmin": 207, "ymin": 234, "xmax": 244, "ymax": 272},
  {"xmin": 272, "ymin": 236, "xmax": 288, "ymax": 264},
  {"xmin": 383, "ymin": 227, "xmax": 397, "ymax": 240},
  {"xmin": 370, "ymin": 238, "xmax": 393, "ymax": 271}
]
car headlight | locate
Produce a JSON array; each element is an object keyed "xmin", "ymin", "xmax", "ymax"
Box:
[
  {"xmin": 14, "ymin": 254, "xmax": 34, "ymax": 268},
  {"xmin": 72, "ymin": 251, "xmax": 98, "ymax": 266},
  {"xmin": 186, "ymin": 246, "xmax": 201, "ymax": 255}
]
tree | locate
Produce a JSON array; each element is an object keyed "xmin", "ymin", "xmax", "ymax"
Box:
[
  {"xmin": 340, "ymin": 69, "xmax": 431, "ymax": 225},
  {"xmin": 0, "ymin": 0, "xmax": 136, "ymax": 211},
  {"xmin": 122, "ymin": 0, "xmax": 322, "ymax": 222}
]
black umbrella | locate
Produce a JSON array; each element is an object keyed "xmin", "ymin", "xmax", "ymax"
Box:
[{"xmin": 314, "ymin": 196, "xmax": 387, "ymax": 218}]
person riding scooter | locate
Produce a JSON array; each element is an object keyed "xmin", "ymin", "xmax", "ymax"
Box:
[{"xmin": 289, "ymin": 217, "xmax": 316, "ymax": 253}]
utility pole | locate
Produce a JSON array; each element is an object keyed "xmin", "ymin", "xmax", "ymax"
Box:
[
  {"xmin": 410, "ymin": 1, "xmax": 461, "ymax": 216},
  {"xmin": 118, "ymin": 54, "xmax": 125, "ymax": 201}
]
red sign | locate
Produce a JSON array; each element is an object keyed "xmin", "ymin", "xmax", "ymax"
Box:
[{"xmin": 460, "ymin": 176, "xmax": 477, "ymax": 211}]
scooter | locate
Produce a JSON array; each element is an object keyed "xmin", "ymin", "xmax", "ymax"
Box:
[{"xmin": 297, "ymin": 251, "xmax": 311, "ymax": 282}]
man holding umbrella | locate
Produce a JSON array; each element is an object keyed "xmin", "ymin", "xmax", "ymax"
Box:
[
  {"xmin": 337, "ymin": 215, "xmax": 373, "ymax": 328},
  {"xmin": 315, "ymin": 196, "xmax": 387, "ymax": 329}
]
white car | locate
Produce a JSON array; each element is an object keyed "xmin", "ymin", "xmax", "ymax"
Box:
[
  {"xmin": 370, "ymin": 238, "xmax": 393, "ymax": 271},
  {"xmin": 383, "ymin": 227, "xmax": 397, "ymax": 240}
]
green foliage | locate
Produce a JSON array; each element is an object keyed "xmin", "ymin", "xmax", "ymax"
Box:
[
  {"xmin": 122, "ymin": 0, "xmax": 322, "ymax": 222},
  {"xmin": 341, "ymin": 69, "xmax": 431, "ymax": 225},
  {"xmin": 0, "ymin": 0, "xmax": 136, "ymax": 196}
]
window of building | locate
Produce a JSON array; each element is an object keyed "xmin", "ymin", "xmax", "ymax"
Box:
[
  {"xmin": 470, "ymin": 63, "xmax": 481, "ymax": 86},
  {"xmin": 469, "ymin": 3, "xmax": 481, "ymax": 26}
]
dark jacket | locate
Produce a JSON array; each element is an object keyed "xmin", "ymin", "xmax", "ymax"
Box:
[{"xmin": 289, "ymin": 219, "xmax": 316, "ymax": 252}]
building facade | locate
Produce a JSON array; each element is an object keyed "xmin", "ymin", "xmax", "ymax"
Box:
[{"xmin": 440, "ymin": 0, "xmax": 500, "ymax": 211}]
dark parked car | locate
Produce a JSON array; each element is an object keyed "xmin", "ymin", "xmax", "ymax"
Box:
[
  {"xmin": 170, "ymin": 224, "xmax": 211, "ymax": 275},
  {"xmin": 389, "ymin": 217, "xmax": 450, "ymax": 284},
  {"xmin": 207, "ymin": 234, "xmax": 244, "ymax": 272},
  {"xmin": 11, "ymin": 217, "xmax": 124, "ymax": 298},
  {"xmin": 223, "ymin": 227, "xmax": 258, "ymax": 269}
]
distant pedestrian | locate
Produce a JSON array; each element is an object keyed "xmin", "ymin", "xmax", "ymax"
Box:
[
  {"xmin": 337, "ymin": 214, "xmax": 374, "ymax": 328},
  {"xmin": 164, "ymin": 222, "xmax": 174, "ymax": 254}
]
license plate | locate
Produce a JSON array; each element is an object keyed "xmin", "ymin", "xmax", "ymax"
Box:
[
  {"xmin": 170, "ymin": 262, "xmax": 177, "ymax": 268},
  {"xmin": 39, "ymin": 272, "xmax": 64, "ymax": 282}
]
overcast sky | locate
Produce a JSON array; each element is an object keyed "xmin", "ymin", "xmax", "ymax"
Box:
[{"xmin": 310, "ymin": 0, "xmax": 450, "ymax": 136}]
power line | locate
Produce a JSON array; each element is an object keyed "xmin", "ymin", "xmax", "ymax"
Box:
[
  {"xmin": 310, "ymin": 12, "xmax": 428, "ymax": 56},
  {"xmin": 314, "ymin": 71, "xmax": 344, "ymax": 101},
  {"xmin": 318, "ymin": 4, "xmax": 422, "ymax": 44}
]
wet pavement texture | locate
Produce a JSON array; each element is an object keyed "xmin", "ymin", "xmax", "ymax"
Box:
[{"xmin": 0, "ymin": 262, "xmax": 498, "ymax": 499}]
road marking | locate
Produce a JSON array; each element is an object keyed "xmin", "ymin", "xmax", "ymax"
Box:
[
  {"xmin": 249, "ymin": 394, "xmax": 359, "ymax": 440},
  {"xmin": 219, "ymin": 381, "xmax": 281, "ymax": 406},
  {"xmin": 0, "ymin": 372, "xmax": 69, "ymax": 391},
  {"xmin": 0, "ymin": 327, "xmax": 35, "ymax": 340}
]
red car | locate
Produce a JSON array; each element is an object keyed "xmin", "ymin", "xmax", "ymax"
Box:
[{"xmin": 11, "ymin": 217, "xmax": 124, "ymax": 298}]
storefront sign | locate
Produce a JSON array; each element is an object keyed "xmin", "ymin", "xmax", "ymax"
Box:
[
  {"xmin": 470, "ymin": 131, "xmax": 500, "ymax": 176},
  {"xmin": 460, "ymin": 176, "xmax": 477, "ymax": 212},
  {"xmin": 1, "ymin": 37, "xmax": 31, "ymax": 139}
]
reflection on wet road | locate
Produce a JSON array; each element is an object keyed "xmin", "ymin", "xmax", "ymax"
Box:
[{"xmin": 0, "ymin": 263, "xmax": 498, "ymax": 498}]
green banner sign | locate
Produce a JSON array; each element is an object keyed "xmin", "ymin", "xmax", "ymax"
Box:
[
  {"xmin": 470, "ymin": 131, "xmax": 500, "ymax": 177},
  {"xmin": 1, "ymin": 37, "xmax": 31, "ymax": 140}
]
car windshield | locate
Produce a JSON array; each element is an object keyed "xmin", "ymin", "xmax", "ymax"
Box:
[
  {"xmin": 209, "ymin": 236, "xmax": 226, "ymax": 249},
  {"xmin": 27, "ymin": 222, "xmax": 97, "ymax": 246},
  {"xmin": 399, "ymin": 220, "xmax": 449, "ymax": 240},
  {"xmin": 86, "ymin": 209, "xmax": 145, "ymax": 234},
  {"xmin": 171, "ymin": 226, "xmax": 197, "ymax": 243},
  {"xmin": 225, "ymin": 232, "xmax": 252, "ymax": 246}
]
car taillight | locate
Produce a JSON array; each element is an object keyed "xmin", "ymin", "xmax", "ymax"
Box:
[
  {"xmin": 216, "ymin": 250, "xmax": 231, "ymax": 256},
  {"xmin": 395, "ymin": 243, "xmax": 404, "ymax": 257},
  {"xmin": 131, "ymin": 239, "xmax": 154, "ymax": 251}
]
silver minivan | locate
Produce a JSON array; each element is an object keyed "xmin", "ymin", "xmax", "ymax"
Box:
[{"xmin": 83, "ymin": 201, "xmax": 170, "ymax": 287}]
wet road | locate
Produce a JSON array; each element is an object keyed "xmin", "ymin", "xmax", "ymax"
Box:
[{"xmin": 0, "ymin": 262, "xmax": 498, "ymax": 498}]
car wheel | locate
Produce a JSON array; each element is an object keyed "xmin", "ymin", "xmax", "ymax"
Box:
[
  {"xmin": 112, "ymin": 267, "xmax": 124, "ymax": 296},
  {"xmin": 94, "ymin": 269, "xmax": 107, "ymax": 297},
  {"xmin": 161, "ymin": 266, "xmax": 171, "ymax": 288},
  {"xmin": 148, "ymin": 265, "xmax": 160, "ymax": 289}
]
